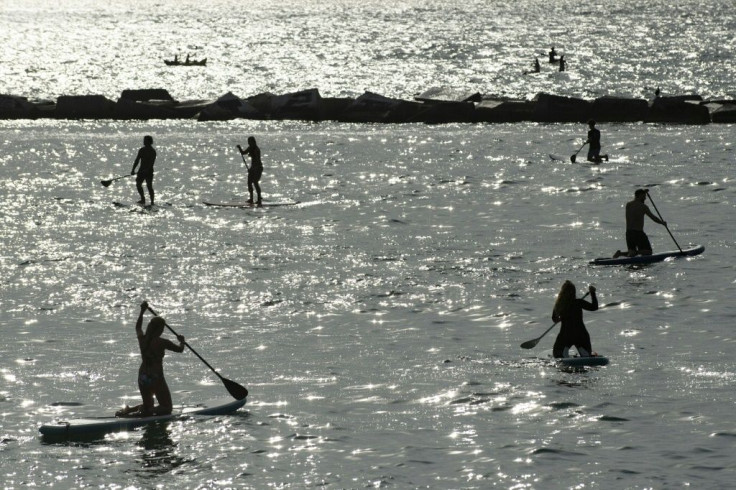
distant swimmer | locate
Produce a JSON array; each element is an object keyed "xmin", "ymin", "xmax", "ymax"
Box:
[
  {"xmin": 548, "ymin": 46, "xmax": 558, "ymax": 63},
  {"xmin": 585, "ymin": 120, "xmax": 608, "ymax": 163},
  {"xmin": 613, "ymin": 189, "xmax": 668, "ymax": 258},
  {"xmin": 116, "ymin": 301, "xmax": 186, "ymax": 417},
  {"xmin": 237, "ymin": 136, "xmax": 263, "ymax": 205},
  {"xmin": 551, "ymin": 281, "xmax": 599, "ymax": 358},
  {"xmin": 131, "ymin": 135, "xmax": 156, "ymax": 206}
]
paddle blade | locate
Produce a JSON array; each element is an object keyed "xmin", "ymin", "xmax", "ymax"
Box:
[
  {"xmin": 520, "ymin": 339, "xmax": 539, "ymax": 349},
  {"xmin": 222, "ymin": 376, "xmax": 249, "ymax": 400},
  {"xmin": 101, "ymin": 179, "xmax": 113, "ymax": 187},
  {"xmin": 570, "ymin": 154, "xmax": 577, "ymax": 163}
]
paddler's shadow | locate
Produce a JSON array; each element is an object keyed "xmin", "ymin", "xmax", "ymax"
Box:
[{"xmin": 134, "ymin": 422, "xmax": 186, "ymax": 475}]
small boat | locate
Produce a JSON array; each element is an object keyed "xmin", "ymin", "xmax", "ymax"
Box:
[
  {"xmin": 39, "ymin": 396, "xmax": 245, "ymax": 438},
  {"xmin": 589, "ymin": 244, "xmax": 704, "ymax": 266},
  {"xmin": 164, "ymin": 58, "xmax": 207, "ymax": 66}
]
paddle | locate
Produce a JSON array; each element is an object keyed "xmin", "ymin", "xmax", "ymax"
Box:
[
  {"xmin": 570, "ymin": 142, "xmax": 587, "ymax": 163},
  {"xmin": 645, "ymin": 191, "xmax": 683, "ymax": 253},
  {"xmin": 101, "ymin": 173, "xmax": 135, "ymax": 187},
  {"xmin": 236, "ymin": 145, "xmax": 250, "ymax": 170},
  {"xmin": 147, "ymin": 306, "xmax": 248, "ymax": 400},
  {"xmin": 520, "ymin": 292, "xmax": 590, "ymax": 349}
]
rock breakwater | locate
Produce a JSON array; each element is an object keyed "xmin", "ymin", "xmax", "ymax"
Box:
[{"xmin": 1, "ymin": 88, "xmax": 731, "ymax": 124}]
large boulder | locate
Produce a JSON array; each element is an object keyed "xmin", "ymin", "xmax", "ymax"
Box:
[
  {"xmin": 704, "ymin": 100, "xmax": 736, "ymax": 123},
  {"xmin": 474, "ymin": 98, "xmax": 535, "ymax": 122},
  {"xmin": 119, "ymin": 89, "xmax": 175, "ymax": 102},
  {"xmin": 339, "ymin": 91, "xmax": 423, "ymax": 123},
  {"xmin": 410, "ymin": 101, "xmax": 476, "ymax": 123},
  {"xmin": 532, "ymin": 93, "xmax": 591, "ymax": 122},
  {"xmin": 54, "ymin": 95, "xmax": 116, "ymax": 119},
  {"xmin": 318, "ymin": 97, "xmax": 355, "ymax": 121},
  {"xmin": 114, "ymin": 97, "xmax": 211, "ymax": 120},
  {"xmin": 197, "ymin": 92, "xmax": 264, "ymax": 121},
  {"xmin": 0, "ymin": 94, "xmax": 39, "ymax": 119},
  {"xmin": 415, "ymin": 87, "xmax": 482, "ymax": 103},
  {"xmin": 269, "ymin": 88, "xmax": 323, "ymax": 121},
  {"xmin": 645, "ymin": 95, "xmax": 710, "ymax": 124},
  {"xmin": 590, "ymin": 96, "xmax": 649, "ymax": 122}
]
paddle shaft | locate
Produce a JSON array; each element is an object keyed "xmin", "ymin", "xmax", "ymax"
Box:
[
  {"xmin": 145, "ymin": 307, "xmax": 224, "ymax": 377},
  {"xmin": 570, "ymin": 142, "xmax": 587, "ymax": 163},
  {"xmin": 237, "ymin": 146, "xmax": 250, "ymax": 170},
  {"xmin": 520, "ymin": 291, "xmax": 590, "ymax": 349},
  {"xmin": 646, "ymin": 192, "xmax": 682, "ymax": 252}
]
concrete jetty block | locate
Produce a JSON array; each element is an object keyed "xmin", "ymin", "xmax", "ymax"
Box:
[
  {"xmin": 474, "ymin": 98, "xmax": 535, "ymax": 122},
  {"xmin": 0, "ymin": 95, "xmax": 39, "ymax": 119},
  {"xmin": 645, "ymin": 95, "xmax": 710, "ymax": 124},
  {"xmin": 120, "ymin": 89, "xmax": 175, "ymax": 102},
  {"xmin": 54, "ymin": 95, "xmax": 116, "ymax": 119},
  {"xmin": 532, "ymin": 93, "xmax": 591, "ymax": 122},
  {"xmin": 590, "ymin": 96, "xmax": 649, "ymax": 122}
]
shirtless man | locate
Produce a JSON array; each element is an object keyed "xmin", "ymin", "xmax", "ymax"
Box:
[
  {"xmin": 613, "ymin": 189, "xmax": 667, "ymax": 257},
  {"xmin": 131, "ymin": 135, "xmax": 156, "ymax": 206}
]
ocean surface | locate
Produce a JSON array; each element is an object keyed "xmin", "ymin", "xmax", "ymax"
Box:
[{"xmin": 1, "ymin": 1, "xmax": 735, "ymax": 489}]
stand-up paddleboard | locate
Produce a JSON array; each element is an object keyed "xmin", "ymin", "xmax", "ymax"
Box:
[
  {"xmin": 549, "ymin": 154, "xmax": 565, "ymax": 161},
  {"xmin": 557, "ymin": 355, "xmax": 609, "ymax": 367},
  {"xmin": 589, "ymin": 244, "xmax": 704, "ymax": 266},
  {"xmin": 203, "ymin": 200, "xmax": 300, "ymax": 208},
  {"xmin": 39, "ymin": 397, "xmax": 246, "ymax": 438}
]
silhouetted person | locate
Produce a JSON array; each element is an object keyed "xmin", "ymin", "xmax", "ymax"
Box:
[
  {"xmin": 613, "ymin": 189, "xmax": 668, "ymax": 258},
  {"xmin": 237, "ymin": 136, "xmax": 263, "ymax": 205},
  {"xmin": 185, "ymin": 54, "xmax": 190, "ymax": 64},
  {"xmin": 548, "ymin": 46, "xmax": 558, "ymax": 63},
  {"xmin": 559, "ymin": 55, "xmax": 566, "ymax": 72},
  {"xmin": 552, "ymin": 281, "xmax": 599, "ymax": 358},
  {"xmin": 534, "ymin": 57, "xmax": 541, "ymax": 73},
  {"xmin": 655, "ymin": 87, "xmax": 661, "ymax": 98},
  {"xmin": 585, "ymin": 120, "xmax": 608, "ymax": 163},
  {"xmin": 131, "ymin": 135, "xmax": 156, "ymax": 206},
  {"xmin": 116, "ymin": 301, "xmax": 185, "ymax": 417}
]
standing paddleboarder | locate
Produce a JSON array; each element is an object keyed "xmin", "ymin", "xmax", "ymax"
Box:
[
  {"xmin": 131, "ymin": 135, "xmax": 156, "ymax": 206},
  {"xmin": 237, "ymin": 136, "xmax": 263, "ymax": 206},
  {"xmin": 552, "ymin": 281, "xmax": 599, "ymax": 358},
  {"xmin": 585, "ymin": 120, "xmax": 608, "ymax": 163},
  {"xmin": 613, "ymin": 189, "xmax": 667, "ymax": 258},
  {"xmin": 117, "ymin": 301, "xmax": 186, "ymax": 417}
]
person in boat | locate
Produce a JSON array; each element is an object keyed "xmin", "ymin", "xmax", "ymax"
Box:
[
  {"xmin": 613, "ymin": 189, "xmax": 667, "ymax": 258},
  {"xmin": 585, "ymin": 120, "xmax": 608, "ymax": 163},
  {"xmin": 173, "ymin": 54, "xmax": 179, "ymax": 64},
  {"xmin": 548, "ymin": 46, "xmax": 558, "ymax": 63},
  {"xmin": 552, "ymin": 281, "xmax": 598, "ymax": 358},
  {"xmin": 117, "ymin": 301, "xmax": 186, "ymax": 417},
  {"xmin": 237, "ymin": 136, "xmax": 263, "ymax": 206},
  {"xmin": 131, "ymin": 135, "xmax": 156, "ymax": 206},
  {"xmin": 185, "ymin": 53, "xmax": 190, "ymax": 64}
]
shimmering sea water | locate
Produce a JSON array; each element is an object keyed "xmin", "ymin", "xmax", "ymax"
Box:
[{"xmin": 1, "ymin": 1, "xmax": 735, "ymax": 489}]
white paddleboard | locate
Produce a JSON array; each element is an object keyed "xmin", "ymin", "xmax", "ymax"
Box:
[
  {"xmin": 202, "ymin": 200, "xmax": 300, "ymax": 208},
  {"xmin": 589, "ymin": 244, "xmax": 704, "ymax": 265},
  {"xmin": 39, "ymin": 397, "xmax": 246, "ymax": 438}
]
